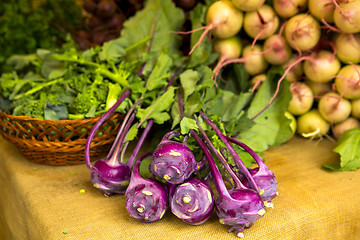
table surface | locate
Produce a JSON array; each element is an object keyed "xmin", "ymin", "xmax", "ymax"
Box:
[{"xmin": 1, "ymin": 135, "xmax": 359, "ymax": 240}]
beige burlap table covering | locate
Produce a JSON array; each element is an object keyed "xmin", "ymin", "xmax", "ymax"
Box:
[{"xmin": 0, "ymin": 135, "xmax": 359, "ymax": 240}]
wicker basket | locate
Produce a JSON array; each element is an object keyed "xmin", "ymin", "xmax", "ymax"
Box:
[{"xmin": 0, "ymin": 112, "xmax": 123, "ymax": 165}]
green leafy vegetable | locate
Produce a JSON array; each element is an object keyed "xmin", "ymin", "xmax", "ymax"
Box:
[{"xmin": 323, "ymin": 129, "xmax": 360, "ymax": 171}]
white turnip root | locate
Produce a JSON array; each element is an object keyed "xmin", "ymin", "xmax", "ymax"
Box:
[
  {"xmin": 333, "ymin": 0, "xmax": 360, "ymax": 34},
  {"xmin": 308, "ymin": 0, "xmax": 335, "ymax": 24},
  {"xmin": 242, "ymin": 44, "xmax": 269, "ymax": 76},
  {"xmin": 351, "ymin": 98, "xmax": 360, "ymax": 119},
  {"xmin": 285, "ymin": 111, "xmax": 297, "ymax": 138},
  {"xmin": 188, "ymin": 0, "xmax": 244, "ymax": 55},
  {"xmin": 282, "ymin": 55, "xmax": 304, "ymax": 82},
  {"xmin": 318, "ymin": 92, "xmax": 352, "ymax": 123},
  {"xmin": 287, "ymin": 81, "xmax": 314, "ymax": 116},
  {"xmin": 284, "ymin": 13, "xmax": 321, "ymax": 54},
  {"xmin": 231, "ymin": 0, "xmax": 265, "ymax": 11},
  {"xmin": 212, "ymin": 36, "xmax": 243, "ymax": 81},
  {"xmin": 273, "ymin": 0, "xmax": 307, "ymax": 19},
  {"xmin": 303, "ymin": 50, "xmax": 342, "ymax": 83},
  {"xmin": 333, "ymin": 117, "xmax": 360, "ymax": 138},
  {"xmin": 334, "ymin": 64, "xmax": 360, "ymax": 99},
  {"xmin": 243, "ymin": 4, "xmax": 280, "ymax": 46},
  {"xmin": 263, "ymin": 35, "xmax": 292, "ymax": 65},
  {"xmin": 305, "ymin": 79, "xmax": 332, "ymax": 99},
  {"xmin": 334, "ymin": 33, "xmax": 360, "ymax": 64},
  {"xmin": 297, "ymin": 109, "xmax": 331, "ymax": 138}
]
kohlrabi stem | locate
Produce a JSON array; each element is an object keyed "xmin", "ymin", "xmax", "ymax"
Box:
[
  {"xmin": 127, "ymin": 119, "xmax": 154, "ymax": 169},
  {"xmin": 226, "ymin": 136, "xmax": 268, "ymax": 173},
  {"xmin": 132, "ymin": 152, "xmax": 153, "ymax": 179},
  {"xmin": 84, "ymin": 89, "xmax": 131, "ymax": 170},
  {"xmin": 164, "ymin": 60, "xmax": 187, "ymax": 92},
  {"xmin": 162, "ymin": 130, "xmax": 181, "ymax": 141},
  {"xmin": 199, "ymin": 111, "xmax": 259, "ymax": 192},
  {"xmin": 190, "ymin": 130, "xmax": 231, "ymax": 198},
  {"xmin": 137, "ymin": 12, "xmax": 159, "ymax": 77},
  {"xmin": 107, "ymin": 111, "xmax": 136, "ymax": 166},
  {"xmin": 194, "ymin": 117, "xmax": 245, "ymax": 189},
  {"xmin": 178, "ymin": 89, "xmax": 185, "ymax": 118},
  {"xmin": 107, "ymin": 102, "xmax": 138, "ymax": 160}
]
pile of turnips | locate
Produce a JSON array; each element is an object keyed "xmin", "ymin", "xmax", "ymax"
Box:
[{"xmin": 187, "ymin": 0, "xmax": 360, "ymax": 141}]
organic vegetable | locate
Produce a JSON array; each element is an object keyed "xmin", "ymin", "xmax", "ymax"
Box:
[
  {"xmin": 273, "ymin": 0, "xmax": 307, "ymax": 19},
  {"xmin": 243, "ymin": 4, "xmax": 280, "ymax": 46},
  {"xmin": 149, "ymin": 131, "xmax": 198, "ymax": 184},
  {"xmin": 191, "ymin": 130, "xmax": 265, "ymax": 238},
  {"xmin": 297, "ymin": 109, "xmax": 330, "ymax": 138},
  {"xmin": 0, "ymin": 0, "xmax": 84, "ymax": 72},
  {"xmin": 212, "ymin": 36, "xmax": 243, "ymax": 83},
  {"xmin": 308, "ymin": 0, "xmax": 335, "ymax": 23},
  {"xmin": 351, "ymin": 98, "xmax": 360, "ymax": 119},
  {"xmin": 334, "ymin": 33, "xmax": 360, "ymax": 64},
  {"xmin": 334, "ymin": 64, "xmax": 360, "ymax": 100},
  {"xmin": 333, "ymin": 0, "xmax": 360, "ymax": 34},
  {"xmin": 188, "ymin": 0, "xmax": 243, "ymax": 54},
  {"xmin": 226, "ymin": 136, "xmax": 279, "ymax": 207},
  {"xmin": 263, "ymin": 35, "xmax": 292, "ymax": 65},
  {"xmin": 242, "ymin": 44, "xmax": 269, "ymax": 76},
  {"xmin": 305, "ymin": 79, "xmax": 332, "ymax": 99},
  {"xmin": 285, "ymin": 111, "xmax": 297, "ymax": 137},
  {"xmin": 318, "ymin": 92, "xmax": 352, "ymax": 124},
  {"xmin": 84, "ymin": 89, "xmax": 132, "ymax": 196},
  {"xmin": 333, "ymin": 117, "xmax": 360, "ymax": 139},
  {"xmin": 284, "ymin": 13, "xmax": 321, "ymax": 53},
  {"xmin": 231, "ymin": 0, "xmax": 264, "ymax": 12},
  {"xmin": 125, "ymin": 152, "xmax": 169, "ymax": 222},
  {"xmin": 170, "ymin": 177, "xmax": 215, "ymax": 225},
  {"xmin": 282, "ymin": 55, "xmax": 304, "ymax": 82},
  {"xmin": 287, "ymin": 81, "xmax": 314, "ymax": 116},
  {"xmin": 303, "ymin": 50, "xmax": 341, "ymax": 83}
]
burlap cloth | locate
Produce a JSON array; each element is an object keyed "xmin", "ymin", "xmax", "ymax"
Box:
[{"xmin": 0, "ymin": 135, "xmax": 359, "ymax": 240}]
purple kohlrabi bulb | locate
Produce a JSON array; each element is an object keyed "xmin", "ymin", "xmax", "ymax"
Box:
[
  {"xmin": 215, "ymin": 188, "xmax": 266, "ymax": 238},
  {"xmin": 125, "ymin": 152, "xmax": 169, "ymax": 222},
  {"xmin": 150, "ymin": 138, "xmax": 197, "ymax": 185},
  {"xmin": 170, "ymin": 178, "xmax": 215, "ymax": 225},
  {"xmin": 91, "ymin": 159, "xmax": 131, "ymax": 196},
  {"xmin": 239, "ymin": 167, "xmax": 279, "ymax": 208}
]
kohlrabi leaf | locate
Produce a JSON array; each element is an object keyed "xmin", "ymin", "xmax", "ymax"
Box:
[
  {"xmin": 237, "ymin": 66, "xmax": 292, "ymax": 153},
  {"xmin": 323, "ymin": 128, "xmax": 360, "ymax": 171},
  {"xmin": 180, "ymin": 69, "xmax": 200, "ymax": 103},
  {"xmin": 124, "ymin": 124, "xmax": 139, "ymax": 143},
  {"xmin": 180, "ymin": 117, "xmax": 198, "ymax": 135},
  {"xmin": 146, "ymin": 53, "xmax": 173, "ymax": 91},
  {"xmin": 98, "ymin": 38, "xmax": 127, "ymax": 62},
  {"xmin": 137, "ymin": 86, "xmax": 176, "ymax": 125},
  {"xmin": 119, "ymin": 0, "xmax": 184, "ymax": 66}
]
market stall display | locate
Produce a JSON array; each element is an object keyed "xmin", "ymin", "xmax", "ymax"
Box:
[{"xmin": 0, "ymin": 0, "xmax": 359, "ymax": 239}]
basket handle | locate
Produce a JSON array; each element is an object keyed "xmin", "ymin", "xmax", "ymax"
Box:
[{"xmin": 84, "ymin": 89, "xmax": 131, "ymax": 170}]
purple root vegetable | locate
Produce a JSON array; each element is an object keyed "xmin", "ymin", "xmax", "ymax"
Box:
[
  {"xmin": 169, "ymin": 177, "xmax": 215, "ymax": 225},
  {"xmin": 149, "ymin": 131, "xmax": 198, "ymax": 184},
  {"xmin": 90, "ymin": 110, "xmax": 136, "ymax": 196},
  {"xmin": 84, "ymin": 89, "xmax": 132, "ymax": 196},
  {"xmin": 226, "ymin": 137, "xmax": 279, "ymax": 207},
  {"xmin": 125, "ymin": 152, "xmax": 169, "ymax": 223},
  {"xmin": 191, "ymin": 130, "xmax": 265, "ymax": 238}
]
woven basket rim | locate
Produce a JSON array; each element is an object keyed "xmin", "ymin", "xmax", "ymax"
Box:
[
  {"xmin": 0, "ymin": 111, "xmax": 124, "ymax": 165},
  {"xmin": 0, "ymin": 111, "xmax": 104, "ymax": 123}
]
